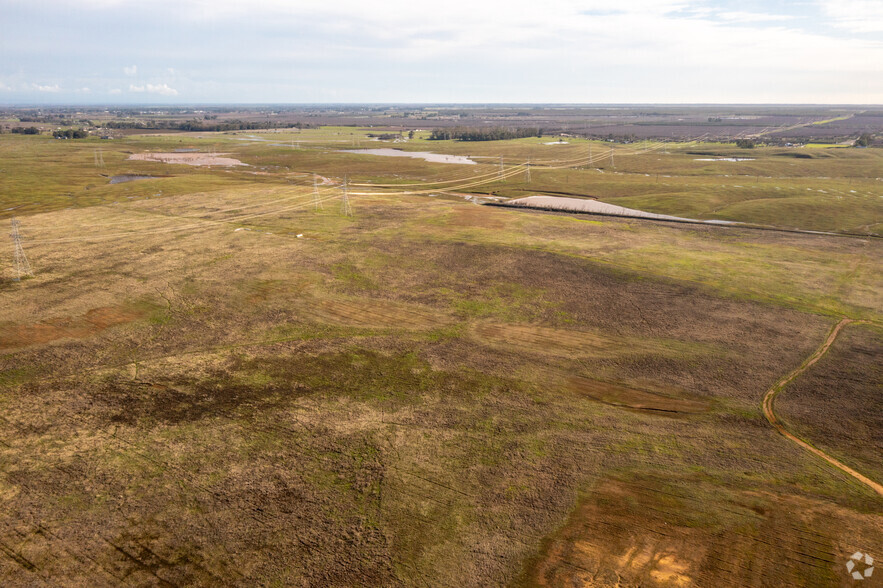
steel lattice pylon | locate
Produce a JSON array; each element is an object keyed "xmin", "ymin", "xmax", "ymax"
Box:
[{"xmin": 340, "ymin": 176, "xmax": 353, "ymax": 217}]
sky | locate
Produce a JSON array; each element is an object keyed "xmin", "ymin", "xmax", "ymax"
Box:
[{"xmin": 1, "ymin": 0, "xmax": 882, "ymax": 104}]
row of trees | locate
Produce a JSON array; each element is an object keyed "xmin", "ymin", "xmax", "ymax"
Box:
[
  {"xmin": 429, "ymin": 127, "xmax": 544, "ymax": 141},
  {"xmin": 103, "ymin": 119, "xmax": 316, "ymax": 132},
  {"xmin": 53, "ymin": 129, "xmax": 89, "ymax": 139}
]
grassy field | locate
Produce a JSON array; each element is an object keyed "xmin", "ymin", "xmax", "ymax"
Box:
[
  {"xmin": 1, "ymin": 130, "xmax": 881, "ymax": 586},
  {"xmin": 3, "ymin": 129, "xmax": 881, "ymax": 234}
]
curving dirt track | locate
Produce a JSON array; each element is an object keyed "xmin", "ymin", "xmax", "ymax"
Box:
[{"xmin": 762, "ymin": 318, "xmax": 883, "ymax": 497}]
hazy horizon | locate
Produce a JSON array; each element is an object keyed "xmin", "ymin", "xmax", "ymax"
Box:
[{"xmin": 3, "ymin": 102, "xmax": 882, "ymax": 108}]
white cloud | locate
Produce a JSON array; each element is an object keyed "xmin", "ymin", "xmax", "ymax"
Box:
[
  {"xmin": 109, "ymin": 88, "xmax": 123, "ymax": 94},
  {"xmin": 123, "ymin": 64, "xmax": 137, "ymax": 76},
  {"xmin": 716, "ymin": 11, "xmax": 793, "ymax": 23},
  {"xmin": 817, "ymin": 0, "xmax": 883, "ymax": 33},
  {"xmin": 33, "ymin": 83, "xmax": 61, "ymax": 92},
  {"xmin": 129, "ymin": 83, "xmax": 178, "ymax": 96}
]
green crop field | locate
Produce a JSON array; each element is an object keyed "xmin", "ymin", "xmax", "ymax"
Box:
[{"xmin": 1, "ymin": 127, "xmax": 881, "ymax": 587}]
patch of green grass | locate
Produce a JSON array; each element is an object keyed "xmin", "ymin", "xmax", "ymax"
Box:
[{"xmin": 331, "ymin": 261, "xmax": 378, "ymax": 292}]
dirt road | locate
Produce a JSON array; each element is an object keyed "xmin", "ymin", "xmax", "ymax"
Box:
[{"xmin": 762, "ymin": 318, "xmax": 883, "ymax": 497}]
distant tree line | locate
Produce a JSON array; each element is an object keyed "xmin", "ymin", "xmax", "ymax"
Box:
[
  {"xmin": 53, "ymin": 129, "xmax": 89, "ymax": 139},
  {"xmin": 103, "ymin": 119, "xmax": 317, "ymax": 132},
  {"xmin": 429, "ymin": 127, "xmax": 543, "ymax": 141},
  {"xmin": 11, "ymin": 126, "xmax": 41, "ymax": 135},
  {"xmin": 735, "ymin": 139, "xmax": 756, "ymax": 149},
  {"xmin": 854, "ymin": 133, "xmax": 874, "ymax": 147}
]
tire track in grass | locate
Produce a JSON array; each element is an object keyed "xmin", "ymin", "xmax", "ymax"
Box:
[{"xmin": 762, "ymin": 318, "xmax": 883, "ymax": 497}]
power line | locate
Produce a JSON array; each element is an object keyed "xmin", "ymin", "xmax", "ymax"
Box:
[
  {"xmin": 10, "ymin": 217, "xmax": 33, "ymax": 281},
  {"xmin": 25, "ymin": 136, "xmax": 707, "ymax": 246}
]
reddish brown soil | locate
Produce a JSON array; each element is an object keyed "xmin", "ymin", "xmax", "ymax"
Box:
[
  {"xmin": 519, "ymin": 477, "xmax": 883, "ymax": 588},
  {"xmin": 567, "ymin": 376, "xmax": 710, "ymax": 414},
  {"xmin": 0, "ymin": 306, "xmax": 144, "ymax": 350}
]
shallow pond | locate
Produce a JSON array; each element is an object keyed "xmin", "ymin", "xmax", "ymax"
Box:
[{"xmin": 341, "ymin": 148, "xmax": 476, "ymax": 165}]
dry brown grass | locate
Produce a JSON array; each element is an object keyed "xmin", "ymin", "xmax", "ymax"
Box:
[
  {"xmin": 777, "ymin": 323, "xmax": 883, "ymax": 482},
  {"xmin": 301, "ymin": 297, "xmax": 452, "ymax": 330}
]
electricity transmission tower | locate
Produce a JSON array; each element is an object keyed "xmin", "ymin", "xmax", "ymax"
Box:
[
  {"xmin": 340, "ymin": 176, "xmax": 353, "ymax": 217},
  {"xmin": 94, "ymin": 149, "xmax": 105, "ymax": 168},
  {"xmin": 313, "ymin": 173, "xmax": 323, "ymax": 210},
  {"xmin": 10, "ymin": 217, "xmax": 33, "ymax": 281}
]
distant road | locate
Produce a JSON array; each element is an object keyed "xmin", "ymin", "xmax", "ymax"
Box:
[{"xmin": 748, "ymin": 112, "xmax": 856, "ymax": 139}]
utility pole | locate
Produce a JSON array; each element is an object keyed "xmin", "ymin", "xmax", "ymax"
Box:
[
  {"xmin": 499, "ymin": 156, "xmax": 504, "ymax": 179},
  {"xmin": 526, "ymin": 159, "xmax": 531, "ymax": 183},
  {"xmin": 10, "ymin": 217, "xmax": 33, "ymax": 281},
  {"xmin": 341, "ymin": 176, "xmax": 352, "ymax": 217},
  {"xmin": 313, "ymin": 173, "xmax": 322, "ymax": 210},
  {"xmin": 610, "ymin": 148, "xmax": 615, "ymax": 169}
]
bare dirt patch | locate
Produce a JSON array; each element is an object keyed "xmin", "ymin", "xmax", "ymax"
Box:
[
  {"xmin": 519, "ymin": 477, "xmax": 883, "ymax": 588},
  {"xmin": 504, "ymin": 195, "xmax": 738, "ymax": 226},
  {"xmin": 127, "ymin": 152, "xmax": 248, "ymax": 167},
  {"xmin": 0, "ymin": 306, "xmax": 145, "ymax": 351},
  {"xmin": 566, "ymin": 376, "xmax": 710, "ymax": 414}
]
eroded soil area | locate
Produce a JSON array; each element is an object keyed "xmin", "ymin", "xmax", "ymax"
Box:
[
  {"xmin": 519, "ymin": 477, "xmax": 883, "ymax": 588},
  {"xmin": 0, "ymin": 306, "xmax": 145, "ymax": 351}
]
